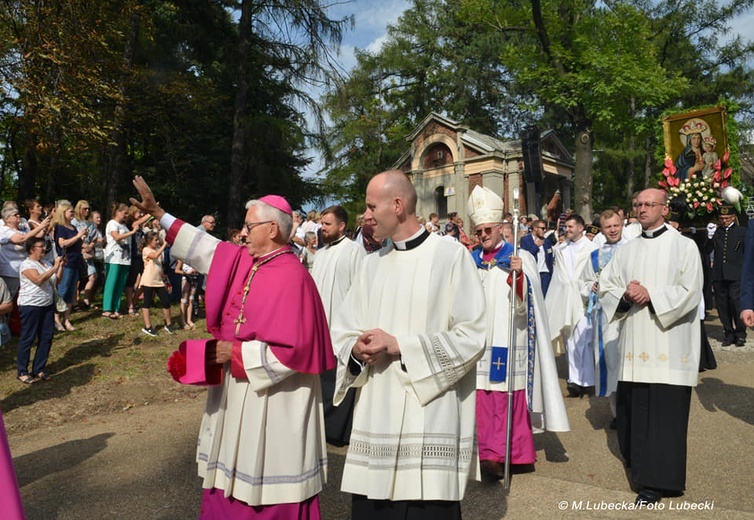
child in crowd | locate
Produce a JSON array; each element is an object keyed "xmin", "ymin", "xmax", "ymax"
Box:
[
  {"xmin": 139, "ymin": 231, "xmax": 174, "ymax": 337},
  {"xmin": 175, "ymin": 259, "xmax": 198, "ymax": 329}
]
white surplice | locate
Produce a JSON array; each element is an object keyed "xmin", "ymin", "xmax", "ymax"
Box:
[
  {"xmin": 546, "ymin": 237, "xmax": 598, "ymax": 384},
  {"xmin": 579, "ymin": 238, "xmax": 627, "ymax": 397},
  {"xmin": 598, "ymin": 225, "xmax": 702, "ymax": 386},
  {"xmin": 331, "ymin": 233, "xmax": 486, "ymax": 501},
  {"xmin": 311, "ymin": 236, "xmax": 365, "ymax": 323}
]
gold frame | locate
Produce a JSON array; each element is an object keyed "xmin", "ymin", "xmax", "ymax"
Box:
[{"xmin": 662, "ymin": 106, "xmax": 727, "ymax": 161}]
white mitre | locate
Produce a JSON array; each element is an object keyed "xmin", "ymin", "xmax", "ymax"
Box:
[{"xmin": 467, "ymin": 185, "xmax": 504, "ymax": 227}]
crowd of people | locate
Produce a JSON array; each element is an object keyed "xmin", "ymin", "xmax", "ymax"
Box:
[
  {"xmin": 0, "ymin": 198, "xmax": 236, "ymax": 386},
  {"xmin": 1, "ymin": 175, "xmax": 751, "ymax": 519}
]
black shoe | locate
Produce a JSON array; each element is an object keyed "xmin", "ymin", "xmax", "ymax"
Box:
[
  {"xmin": 566, "ymin": 382, "xmax": 581, "ymax": 398},
  {"xmin": 736, "ymin": 338, "xmax": 746, "ymax": 347},
  {"xmin": 141, "ymin": 327, "xmax": 158, "ymax": 337},
  {"xmin": 480, "ymin": 460, "xmax": 504, "ymax": 481},
  {"xmin": 635, "ymin": 488, "xmax": 662, "ymax": 505},
  {"xmin": 721, "ymin": 338, "xmax": 734, "ymax": 347}
]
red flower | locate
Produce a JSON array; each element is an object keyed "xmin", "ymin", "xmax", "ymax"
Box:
[
  {"xmin": 659, "ymin": 180, "xmax": 668, "ymax": 188},
  {"xmin": 167, "ymin": 350, "xmax": 187, "ymax": 382},
  {"xmin": 664, "ymin": 157, "xmax": 674, "ymax": 169},
  {"xmin": 693, "ymin": 201, "xmax": 700, "ymax": 209},
  {"xmin": 707, "ymin": 202, "xmax": 714, "ymax": 211},
  {"xmin": 668, "ymin": 176, "xmax": 680, "ymax": 187},
  {"xmin": 723, "ymin": 167, "xmax": 732, "ymax": 179},
  {"xmin": 723, "ymin": 151, "xmax": 730, "ymax": 163},
  {"xmin": 713, "ymin": 159, "xmax": 721, "ymax": 171}
]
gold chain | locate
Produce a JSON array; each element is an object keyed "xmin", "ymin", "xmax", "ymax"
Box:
[{"xmin": 233, "ymin": 249, "xmax": 294, "ymax": 336}]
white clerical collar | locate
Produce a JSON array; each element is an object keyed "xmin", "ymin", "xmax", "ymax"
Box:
[
  {"xmin": 394, "ymin": 227, "xmax": 429, "ymax": 251},
  {"xmin": 641, "ymin": 223, "xmax": 668, "ymax": 239}
]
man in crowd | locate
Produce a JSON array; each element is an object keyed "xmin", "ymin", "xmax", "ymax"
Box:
[
  {"xmin": 546, "ymin": 214, "xmax": 598, "ymax": 397},
  {"xmin": 199, "ymin": 215, "xmax": 216, "ymax": 234},
  {"xmin": 331, "ymin": 170, "xmax": 486, "ymax": 520},
  {"xmin": 467, "ymin": 186, "xmax": 568, "ymax": 480},
  {"xmin": 520, "ymin": 219, "xmax": 555, "ymax": 295},
  {"xmin": 311, "ymin": 204, "xmax": 365, "ymax": 446},
  {"xmin": 704, "ymin": 205, "xmax": 747, "ymax": 346},
  {"xmin": 132, "ymin": 176, "xmax": 334, "ymax": 519},
  {"xmin": 579, "ymin": 209, "xmax": 628, "ymax": 428},
  {"xmin": 740, "ymin": 216, "xmax": 754, "ymax": 328},
  {"xmin": 599, "ymin": 189, "xmax": 702, "ymax": 505}
]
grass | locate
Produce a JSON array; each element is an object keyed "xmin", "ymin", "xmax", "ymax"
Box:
[{"xmin": 0, "ymin": 300, "xmax": 208, "ymax": 434}]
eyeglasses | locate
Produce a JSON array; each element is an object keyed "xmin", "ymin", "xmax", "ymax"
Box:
[
  {"xmin": 243, "ymin": 220, "xmax": 272, "ymax": 232},
  {"xmin": 632, "ymin": 202, "xmax": 665, "ymax": 209},
  {"xmin": 475, "ymin": 225, "xmax": 499, "ymax": 237},
  {"xmin": 82, "ymin": 207, "xmax": 90, "ymax": 211},
  {"xmin": 206, "ymin": 220, "xmax": 216, "ymax": 226},
  {"xmin": 535, "ymin": 226, "xmax": 546, "ymax": 230}
]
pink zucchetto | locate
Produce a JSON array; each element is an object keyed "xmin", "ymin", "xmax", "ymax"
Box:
[{"xmin": 259, "ymin": 194, "xmax": 292, "ymax": 216}]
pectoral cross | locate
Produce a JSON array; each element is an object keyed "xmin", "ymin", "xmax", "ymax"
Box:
[{"xmin": 234, "ymin": 314, "xmax": 246, "ymax": 336}]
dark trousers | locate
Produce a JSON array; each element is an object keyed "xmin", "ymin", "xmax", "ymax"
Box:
[
  {"xmin": 540, "ymin": 271, "xmax": 552, "ymax": 296},
  {"xmin": 17, "ymin": 304, "xmax": 55, "ymax": 376},
  {"xmin": 352, "ymin": 495, "xmax": 462, "ymax": 520},
  {"xmin": 617, "ymin": 381, "xmax": 692, "ymax": 492},
  {"xmin": 713, "ymin": 280, "xmax": 745, "ymax": 341}
]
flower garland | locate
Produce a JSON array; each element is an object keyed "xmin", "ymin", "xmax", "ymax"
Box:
[{"xmin": 658, "ymin": 151, "xmax": 732, "ymax": 217}]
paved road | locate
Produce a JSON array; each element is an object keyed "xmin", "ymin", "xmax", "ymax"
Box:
[{"xmin": 7, "ymin": 338, "xmax": 753, "ymax": 519}]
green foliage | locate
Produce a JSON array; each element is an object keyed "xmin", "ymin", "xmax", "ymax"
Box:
[{"xmin": 0, "ymin": 0, "xmax": 348, "ymax": 232}]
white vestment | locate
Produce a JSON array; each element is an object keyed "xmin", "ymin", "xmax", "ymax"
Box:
[
  {"xmin": 579, "ymin": 239, "xmax": 627, "ymax": 397},
  {"xmin": 598, "ymin": 225, "xmax": 702, "ymax": 387},
  {"xmin": 477, "ymin": 249, "xmax": 570, "ymax": 433},
  {"xmin": 546, "ymin": 237, "xmax": 598, "ymax": 385},
  {"xmin": 311, "ymin": 236, "xmax": 365, "ymax": 323},
  {"xmin": 169, "ymin": 220, "xmax": 327, "ymax": 506},
  {"xmin": 331, "ymin": 233, "xmax": 486, "ymax": 501}
]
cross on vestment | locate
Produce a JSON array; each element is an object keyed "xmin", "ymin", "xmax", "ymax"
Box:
[
  {"xmin": 492, "ymin": 357, "xmax": 505, "ymax": 370},
  {"xmin": 639, "ymin": 352, "xmax": 650, "ymax": 362}
]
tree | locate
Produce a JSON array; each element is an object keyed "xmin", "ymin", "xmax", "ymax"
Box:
[
  {"xmin": 461, "ymin": 0, "xmax": 687, "ymax": 216},
  {"xmin": 320, "ymin": 0, "xmax": 535, "ymax": 212}
]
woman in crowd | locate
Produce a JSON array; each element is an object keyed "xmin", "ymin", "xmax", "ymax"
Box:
[
  {"xmin": 124, "ymin": 206, "xmax": 148, "ymax": 316},
  {"xmin": 73, "ymin": 200, "xmax": 101, "ymax": 309},
  {"xmin": 0, "ymin": 205, "xmax": 51, "ymax": 298},
  {"xmin": 102, "ymin": 203, "xmax": 147, "ymax": 319},
  {"xmin": 175, "ymin": 259, "xmax": 198, "ymax": 329},
  {"xmin": 91, "ymin": 211, "xmax": 106, "ymax": 285},
  {"xmin": 139, "ymin": 231, "xmax": 174, "ymax": 337},
  {"xmin": 52, "ymin": 200, "xmax": 87, "ymax": 331},
  {"xmin": 17, "ymin": 237, "xmax": 64, "ymax": 384},
  {"xmin": 299, "ymin": 231, "xmax": 317, "ymax": 270},
  {"xmin": 24, "ymin": 199, "xmax": 44, "ymax": 229}
]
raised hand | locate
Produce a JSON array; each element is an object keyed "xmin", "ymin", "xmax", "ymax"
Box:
[{"xmin": 130, "ymin": 176, "xmax": 165, "ymax": 219}]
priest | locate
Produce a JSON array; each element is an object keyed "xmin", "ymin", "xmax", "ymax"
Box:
[
  {"xmin": 578, "ymin": 209, "xmax": 629, "ymax": 428},
  {"xmin": 331, "ymin": 170, "xmax": 486, "ymax": 520},
  {"xmin": 131, "ymin": 176, "xmax": 334, "ymax": 519},
  {"xmin": 467, "ymin": 186, "xmax": 569, "ymax": 480},
  {"xmin": 311, "ymin": 204, "xmax": 365, "ymax": 446},
  {"xmin": 599, "ymin": 189, "xmax": 702, "ymax": 505},
  {"xmin": 546, "ymin": 214, "xmax": 598, "ymax": 397}
]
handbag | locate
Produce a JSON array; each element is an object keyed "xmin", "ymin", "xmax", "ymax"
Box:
[{"xmin": 54, "ymin": 289, "xmax": 68, "ymax": 313}]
